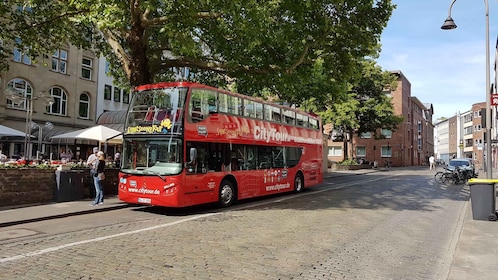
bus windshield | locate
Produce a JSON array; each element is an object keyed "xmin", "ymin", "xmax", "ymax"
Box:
[
  {"xmin": 121, "ymin": 137, "xmax": 183, "ymax": 176},
  {"xmin": 126, "ymin": 87, "xmax": 187, "ymax": 133}
]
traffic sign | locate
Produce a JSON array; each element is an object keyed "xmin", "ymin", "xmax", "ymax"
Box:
[{"xmin": 492, "ymin": 94, "xmax": 498, "ymax": 106}]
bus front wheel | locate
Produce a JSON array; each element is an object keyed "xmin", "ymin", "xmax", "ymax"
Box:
[
  {"xmin": 219, "ymin": 180, "xmax": 236, "ymax": 207},
  {"xmin": 294, "ymin": 173, "xmax": 304, "ymax": 193}
]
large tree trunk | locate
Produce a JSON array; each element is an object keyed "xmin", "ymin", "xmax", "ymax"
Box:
[
  {"xmin": 126, "ymin": 8, "xmax": 152, "ymax": 87},
  {"xmin": 343, "ymin": 132, "xmax": 349, "ymax": 161}
]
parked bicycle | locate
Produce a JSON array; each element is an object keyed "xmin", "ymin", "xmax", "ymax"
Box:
[
  {"xmin": 434, "ymin": 166, "xmax": 475, "ymax": 185},
  {"xmin": 385, "ymin": 159, "xmax": 391, "ymax": 170}
]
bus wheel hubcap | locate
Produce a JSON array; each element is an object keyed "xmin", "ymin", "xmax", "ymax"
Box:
[{"xmin": 221, "ymin": 186, "xmax": 232, "ymax": 204}]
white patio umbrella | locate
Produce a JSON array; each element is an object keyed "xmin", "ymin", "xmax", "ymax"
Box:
[
  {"xmin": 51, "ymin": 125, "xmax": 123, "ymax": 148},
  {"xmin": 0, "ymin": 124, "xmax": 29, "ymax": 137}
]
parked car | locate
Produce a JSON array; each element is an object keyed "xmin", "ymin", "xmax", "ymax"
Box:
[{"xmin": 447, "ymin": 158, "xmax": 476, "ymax": 177}]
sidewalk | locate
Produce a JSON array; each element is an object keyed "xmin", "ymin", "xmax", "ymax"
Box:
[
  {"xmin": 0, "ymin": 196, "xmax": 127, "ymax": 228},
  {"xmin": 0, "ymin": 167, "xmax": 497, "ymax": 279}
]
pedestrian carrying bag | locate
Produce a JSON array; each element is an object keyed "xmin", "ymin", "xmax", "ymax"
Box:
[{"xmin": 97, "ymin": 173, "xmax": 105, "ymax": 180}]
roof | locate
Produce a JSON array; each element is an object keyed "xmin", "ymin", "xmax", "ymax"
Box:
[{"xmin": 96, "ymin": 110, "xmax": 127, "ymax": 132}]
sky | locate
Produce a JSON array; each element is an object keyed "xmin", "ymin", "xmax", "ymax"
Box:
[{"xmin": 377, "ymin": 0, "xmax": 498, "ymax": 121}]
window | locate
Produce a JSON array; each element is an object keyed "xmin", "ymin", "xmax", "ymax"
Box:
[
  {"xmin": 51, "ymin": 49, "xmax": 67, "ymax": 74},
  {"xmin": 79, "ymin": 93, "xmax": 90, "ymax": 118},
  {"xmin": 113, "ymin": 87, "xmax": 121, "ymax": 102},
  {"xmin": 296, "ymin": 113, "xmax": 308, "ymax": 127},
  {"xmin": 328, "ymin": 146, "xmax": 342, "ymax": 157},
  {"xmin": 282, "ymin": 109, "xmax": 295, "ymax": 125},
  {"xmin": 381, "ymin": 128, "xmax": 392, "ymax": 138},
  {"xmin": 104, "ymin": 61, "xmax": 111, "ymax": 75},
  {"xmin": 13, "ymin": 38, "xmax": 31, "ymax": 65},
  {"xmin": 81, "ymin": 57, "xmax": 92, "ymax": 79},
  {"xmin": 381, "ymin": 146, "xmax": 392, "ymax": 157},
  {"xmin": 265, "ymin": 105, "xmax": 281, "ymax": 122},
  {"xmin": 104, "ymin": 85, "xmax": 112, "ymax": 100},
  {"xmin": 48, "ymin": 87, "xmax": 67, "ymax": 115},
  {"xmin": 6, "ymin": 78, "xmax": 33, "ymax": 110},
  {"xmin": 463, "ymin": 126, "xmax": 473, "ymax": 135},
  {"xmin": 189, "ymin": 89, "xmax": 217, "ymax": 123},
  {"xmin": 218, "ymin": 93, "xmax": 240, "ymax": 115},
  {"xmin": 243, "ymin": 99, "xmax": 256, "ymax": 118},
  {"xmin": 309, "ymin": 118, "xmax": 319, "ymax": 129},
  {"xmin": 356, "ymin": 146, "xmax": 366, "ymax": 157},
  {"xmin": 123, "ymin": 90, "xmax": 130, "ymax": 104},
  {"xmin": 360, "ymin": 132, "xmax": 372, "ymax": 138}
]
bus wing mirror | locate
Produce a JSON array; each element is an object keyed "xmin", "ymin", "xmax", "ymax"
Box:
[{"xmin": 189, "ymin": 148, "xmax": 197, "ymax": 162}]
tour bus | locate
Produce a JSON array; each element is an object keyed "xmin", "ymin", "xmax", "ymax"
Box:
[{"xmin": 118, "ymin": 82, "xmax": 323, "ymax": 207}]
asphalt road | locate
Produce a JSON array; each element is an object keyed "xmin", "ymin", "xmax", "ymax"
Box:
[{"xmin": 0, "ymin": 168, "xmax": 467, "ymax": 279}]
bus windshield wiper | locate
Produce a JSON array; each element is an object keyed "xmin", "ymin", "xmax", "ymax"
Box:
[{"xmin": 142, "ymin": 170, "xmax": 166, "ymax": 181}]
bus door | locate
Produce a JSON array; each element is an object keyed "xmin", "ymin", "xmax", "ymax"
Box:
[
  {"xmin": 236, "ymin": 145, "xmax": 261, "ymax": 198},
  {"xmin": 184, "ymin": 143, "xmax": 218, "ymax": 201}
]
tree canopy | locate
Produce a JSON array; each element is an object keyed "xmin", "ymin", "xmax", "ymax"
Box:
[
  {"xmin": 1, "ymin": 0, "xmax": 395, "ymax": 105},
  {"xmin": 313, "ymin": 59, "xmax": 403, "ymax": 159}
]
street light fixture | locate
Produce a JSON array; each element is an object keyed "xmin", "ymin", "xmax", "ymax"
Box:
[
  {"xmin": 5, "ymin": 87, "xmax": 55, "ymax": 160},
  {"xmin": 441, "ymin": 0, "xmax": 492, "ymax": 178}
]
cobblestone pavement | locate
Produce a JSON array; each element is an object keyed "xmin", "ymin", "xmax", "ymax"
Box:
[{"xmin": 0, "ymin": 169, "xmax": 468, "ymax": 279}]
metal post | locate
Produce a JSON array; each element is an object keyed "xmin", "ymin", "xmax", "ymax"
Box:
[
  {"xmin": 441, "ymin": 0, "xmax": 492, "ymax": 178},
  {"xmin": 484, "ymin": 0, "xmax": 492, "ymax": 178}
]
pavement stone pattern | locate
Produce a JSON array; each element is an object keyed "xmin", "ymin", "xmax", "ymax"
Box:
[{"xmin": 0, "ymin": 167, "xmax": 486, "ymax": 279}]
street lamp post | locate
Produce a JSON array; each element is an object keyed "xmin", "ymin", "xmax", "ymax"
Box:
[
  {"xmin": 32, "ymin": 121, "xmax": 54, "ymax": 160},
  {"xmin": 5, "ymin": 88, "xmax": 54, "ymax": 160},
  {"xmin": 441, "ymin": 0, "xmax": 492, "ymax": 179}
]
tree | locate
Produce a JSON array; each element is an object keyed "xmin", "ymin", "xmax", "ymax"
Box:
[
  {"xmin": 1, "ymin": 0, "xmax": 395, "ymax": 102},
  {"xmin": 315, "ymin": 59, "xmax": 403, "ymax": 160}
]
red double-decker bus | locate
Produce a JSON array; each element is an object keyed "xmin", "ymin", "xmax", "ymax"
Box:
[{"xmin": 118, "ymin": 82, "xmax": 323, "ymax": 207}]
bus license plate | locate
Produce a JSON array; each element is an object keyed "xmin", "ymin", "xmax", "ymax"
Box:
[{"xmin": 138, "ymin": 197, "xmax": 151, "ymax": 204}]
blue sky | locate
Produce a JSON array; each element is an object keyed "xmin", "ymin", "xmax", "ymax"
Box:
[{"xmin": 377, "ymin": 0, "xmax": 498, "ymax": 121}]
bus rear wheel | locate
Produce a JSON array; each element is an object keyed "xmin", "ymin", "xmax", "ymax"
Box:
[
  {"xmin": 219, "ymin": 179, "xmax": 236, "ymax": 207},
  {"xmin": 294, "ymin": 173, "xmax": 304, "ymax": 193}
]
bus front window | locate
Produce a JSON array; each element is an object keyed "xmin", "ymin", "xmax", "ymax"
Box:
[
  {"xmin": 127, "ymin": 87, "xmax": 187, "ymax": 130},
  {"xmin": 121, "ymin": 138, "xmax": 183, "ymax": 175}
]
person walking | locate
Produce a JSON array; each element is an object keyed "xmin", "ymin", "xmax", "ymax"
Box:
[
  {"xmin": 90, "ymin": 151, "xmax": 106, "ymax": 206},
  {"xmin": 87, "ymin": 147, "xmax": 99, "ymax": 206},
  {"xmin": 429, "ymin": 155, "xmax": 435, "ymax": 170}
]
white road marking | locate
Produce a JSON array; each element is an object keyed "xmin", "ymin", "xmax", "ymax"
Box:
[{"xmin": 0, "ymin": 213, "xmax": 219, "ymax": 264}]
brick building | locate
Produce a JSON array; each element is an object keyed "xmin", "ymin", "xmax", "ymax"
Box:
[{"xmin": 327, "ymin": 70, "xmax": 434, "ymax": 167}]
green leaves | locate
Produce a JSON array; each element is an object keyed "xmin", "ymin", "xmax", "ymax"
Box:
[{"xmin": 1, "ymin": 0, "xmax": 394, "ymax": 105}]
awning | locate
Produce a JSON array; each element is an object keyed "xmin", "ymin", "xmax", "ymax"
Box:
[{"xmin": 0, "ymin": 124, "xmax": 29, "ymax": 137}]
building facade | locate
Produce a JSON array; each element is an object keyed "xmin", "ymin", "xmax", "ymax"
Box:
[
  {"xmin": 0, "ymin": 44, "xmax": 128, "ymax": 161},
  {"xmin": 326, "ymin": 70, "xmax": 434, "ymax": 167},
  {"xmin": 434, "ymin": 104, "xmax": 491, "ymax": 171}
]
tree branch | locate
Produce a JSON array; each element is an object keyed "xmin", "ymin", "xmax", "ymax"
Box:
[
  {"xmin": 142, "ymin": 11, "xmax": 222, "ymax": 27},
  {"xmin": 100, "ymin": 29, "xmax": 131, "ymax": 76}
]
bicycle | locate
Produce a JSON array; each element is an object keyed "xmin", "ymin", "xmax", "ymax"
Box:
[
  {"xmin": 385, "ymin": 159, "xmax": 391, "ymax": 170},
  {"xmin": 435, "ymin": 166, "xmax": 466, "ymax": 184}
]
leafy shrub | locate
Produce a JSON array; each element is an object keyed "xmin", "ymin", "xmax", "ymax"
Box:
[{"xmin": 338, "ymin": 159, "xmax": 358, "ymax": 165}]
